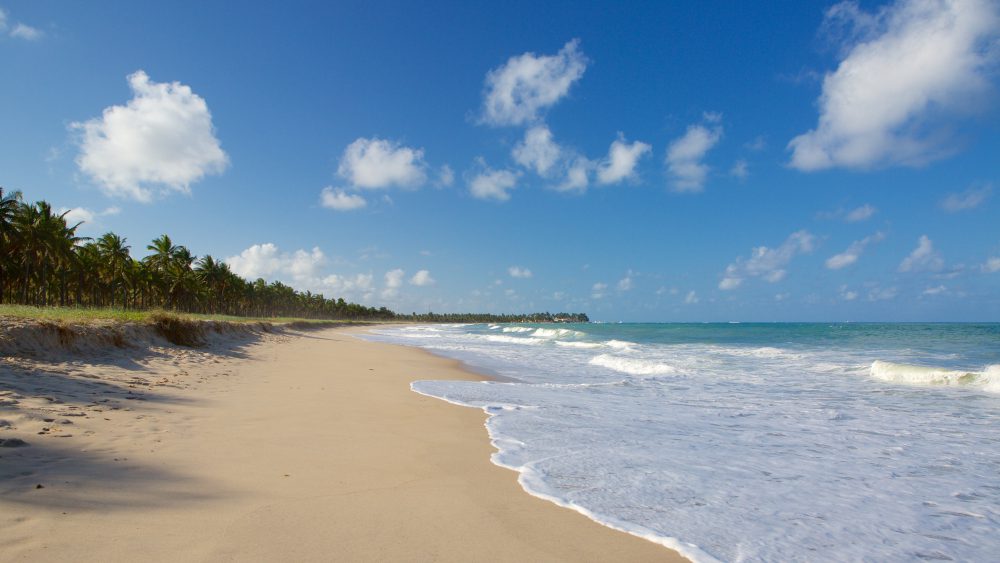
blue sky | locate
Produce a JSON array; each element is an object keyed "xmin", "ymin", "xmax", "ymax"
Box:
[{"xmin": 2, "ymin": 0, "xmax": 999, "ymax": 321}]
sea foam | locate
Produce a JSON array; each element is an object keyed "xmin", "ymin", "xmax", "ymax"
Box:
[{"xmin": 366, "ymin": 322, "xmax": 1000, "ymax": 562}]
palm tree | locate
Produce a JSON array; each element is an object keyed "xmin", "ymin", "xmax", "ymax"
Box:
[
  {"xmin": 96, "ymin": 232, "xmax": 132, "ymax": 308},
  {"xmin": 0, "ymin": 187, "xmax": 23, "ymax": 303}
]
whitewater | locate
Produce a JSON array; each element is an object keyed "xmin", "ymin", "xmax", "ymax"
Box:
[{"xmin": 363, "ymin": 323, "xmax": 1000, "ymax": 562}]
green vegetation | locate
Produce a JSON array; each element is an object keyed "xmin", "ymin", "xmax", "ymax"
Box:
[{"xmin": 0, "ymin": 188, "xmax": 587, "ymax": 324}]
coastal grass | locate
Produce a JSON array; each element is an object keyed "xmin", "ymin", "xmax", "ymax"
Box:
[
  {"xmin": 0, "ymin": 304, "xmax": 366, "ymax": 326},
  {"xmin": 0, "ymin": 305, "xmax": 381, "ymax": 347}
]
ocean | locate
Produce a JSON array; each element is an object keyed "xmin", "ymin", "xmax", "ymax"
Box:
[{"xmin": 362, "ymin": 323, "xmax": 1000, "ymax": 562}]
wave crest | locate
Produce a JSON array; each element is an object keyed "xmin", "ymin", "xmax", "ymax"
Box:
[
  {"xmin": 870, "ymin": 361, "xmax": 1000, "ymax": 393},
  {"xmin": 589, "ymin": 354, "xmax": 676, "ymax": 376}
]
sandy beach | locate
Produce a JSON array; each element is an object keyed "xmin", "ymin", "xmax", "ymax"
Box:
[{"xmin": 0, "ymin": 323, "xmax": 684, "ymax": 562}]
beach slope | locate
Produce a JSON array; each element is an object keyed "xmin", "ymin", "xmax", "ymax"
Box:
[{"xmin": 0, "ymin": 324, "xmax": 683, "ymax": 562}]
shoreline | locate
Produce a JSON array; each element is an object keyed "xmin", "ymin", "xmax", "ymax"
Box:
[{"xmin": 1, "ymin": 321, "xmax": 685, "ymax": 561}]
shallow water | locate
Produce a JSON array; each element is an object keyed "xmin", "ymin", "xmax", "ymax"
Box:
[{"xmin": 364, "ymin": 323, "xmax": 1000, "ymax": 562}]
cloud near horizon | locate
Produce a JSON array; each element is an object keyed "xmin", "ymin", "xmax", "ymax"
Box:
[
  {"xmin": 72, "ymin": 71, "xmax": 229, "ymax": 202},
  {"xmin": 788, "ymin": 0, "xmax": 1000, "ymax": 171},
  {"xmin": 480, "ymin": 39, "xmax": 587, "ymax": 126}
]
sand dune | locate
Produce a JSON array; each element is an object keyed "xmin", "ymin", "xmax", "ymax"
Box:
[{"xmin": 0, "ymin": 322, "xmax": 682, "ymax": 562}]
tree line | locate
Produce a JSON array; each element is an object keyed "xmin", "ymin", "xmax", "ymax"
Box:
[{"xmin": 0, "ymin": 188, "xmax": 588, "ymax": 324}]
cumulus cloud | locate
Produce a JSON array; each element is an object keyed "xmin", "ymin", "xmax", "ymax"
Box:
[
  {"xmin": 226, "ymin": 243, "xmax": 326, "ymax": 284},
  {"xmin": 825, "ymin": 231, "xmax": 885, "ymax": 269},
  {"xmin": 468, "ymin": 159, "xmax": 520, "ymax": 201},
  {"xmin": 845, "ymin": 203, "xmax": 877, "ymax": 222},
  {"xmin": 320, "ymin": 273, "xmax": 374, "ymax": 299},
  {"xmin": 409, "ymin": 270, "xmax": 435, "ymax": 286},
  {"xmin": 10, "ymin": 22, "xmax": 41, "ymax": 40},
  {"xmin": 899, "ymin": 234, "xmax": 944, "ymax": 272},
  {"xmin": 319, "ymin": 187, "xmax": 367, "ymax": 211},
  {"xmin": 684, "ymin": 290, "xmax": 699, "ymax": 304},
  {"xmin": 480, "ymin": 39, "xmax": 587, "ymax": 126},
  {"xmin": 617, "ymin": 271, "xmax": 634, "ymax": 291},
  {"xmin": 58, "ymin": 206, "xmax": 121, "ymax": 231},
  {"xmin": 983, "ymin": 256, "xmax": 1000, "ymax": 272},
  {"xmin": 437, "ymin": 165, "xmax": 455, "ymax": 187},
  {"xmin": 1, "ymin": 7, "xmax": 43, "ymax": 40},
  {"xmin": 591, "ymin": 282, "xmax": 608, "ymax": 299},
  {"xmin": 729, "ymin": 159, "xmax": 749, "ymax": 180},
  {"xmin": 840, "ymin": 285, "xmax": 859, "ymax": 301},
  {"xmin": 337, "ymin": 137, "xmax": 427, "ymax": 189},
  {"xmin": 868, "ymin": 286, "xmax": 898, "ymax": 301},
  {"xmin": 666, "ymin": 117, "xmax": 723, "ymax": 192},
  {"xmin": 940, "ymin": 183, "xmax": 992, "ymax": 212},
  {"xmin": 513, "ymin": 125, "xmax": 563, "ymax": 176},
  {"xmin": 719, "ymin": 230, "xmax": 816, "ymax": 289},
  {"xmin": 381, "ymin": 268, "xmax": 405, "ymax": 299},
  {"xmin": 72, "ymin": 71, "xmax": 229, "ymax": 202},
  {"xmin": 508, "ymin": 266, "xmax": 533, "ymax": 278},
  {"xmin": 596, "ymin": 134, "xmax": 652, "ymax": 185},
  {"xmin": 922, "ymin": 284, "xmax": 948, "ymax": 295},
  {"xmin": 788, "ymin": 0, "xmax": 1000, "ymax": 170},
  {"xmin": 225, "ymin": 242, "xmax": 380, "ymax": 301}
]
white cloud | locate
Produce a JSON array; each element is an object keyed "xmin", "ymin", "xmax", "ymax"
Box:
[
  {"xmin": 788, "ymin": 0, "xmax": 1000, "ymax": 170},
  {"xmin": 381, "ymin": 268, "xmax": 405, "ymax": 299},
  {"xmin": 745, "ymin": 136, "xmax": 767, "ymax": 151},
  {"xmin": 437, "ymin": 165, "xmax": 455, "ymax": 187},
  {"xmin": 922, "ymin": 285, "xmax": 948, "ymax": 295},
  {"xmin": 719, "ymin": 230, "xmax": 816, "ymax": 289},
  {"xmin": 591, "ymin": 282, "xmax": 607, "ymax": 299},
  {"xmin": 666, "ymin": 120, "xmax": 723, "ymax": 192},
  {"xmin": 72, "ymin": 71, "xmax": 229, "ymax": 202},
  {"xmin": 558, "ymin": 157, "xmax": 591, "ymax": 192},
  {"xmin": 10, "ymin": 22, "xmax": 42, "ymax": 40},
  {"xmin": 983, "ymin": 256, "xmax": 1000, "ymax": 272},
  {"xmin": 481, "ymin": 39, "xmax": 587, "ymax": 126},
  {"xmin": 385, "ymin": 269, "xmax": 405, "ymax": 288},
  {"xmin": 508, "ymin": 266, "xmax": 533, "ymax": 278},
  {"xmin": 468, "ymin": 159, "xmax": 520, "ymax": 201},
  {"xmin": 840, "ymin": 285, "xmax": 858, "ymax": 301},
  {"xmin": 596, "ymin": 134, "xmax": 651, "ymax": 185},
  {"xmin": 319, "ymin": 187, "xmax": 367, "ymax": 211},
  {"xmin": 868, "ymin": 286, "xmax": 898, "ymax": 301},
  {"xmin": 729, "ymin": 159, "xmax": 749, "ymax": 180},
  {"xmin": 617, "ymin": 272, "xmax": 634, "ymax": 291},
  {"xmin": 684, "ymin": 290, "xmax": 699, "ymax": 304},
  {"xmin": 845, "ymin": 203, "xmax": 877, "ymax": 222},
  {"xmin": 825, "ymin": 231, "xmax": 885, "ymax": 269},
  {"xmin": 58, "ymin": 206, "xmax": 121, "ymax": 231},
  {"xmin": 226, "ymin": 243, "xmax": 325, "ymax": 284},
  {"xmin": 409, "ymin": 270, "xmax": 435, "ymax": 286},
  {"xmin": 320, "ymin": 273, "xmax": 374, "ymax": 299},
  {"xmin": 899, "ymin": 234, "xmax": 944, "ymax": 272},
  {"xmin": 940, "ymin": 183, "xmax": 992, "ymax": 212},
  {"xmin": 513, "ymin": 125, "xmax": 563, "ymax": 176},
  {"xmin": 0, "ymin": 8, "xmax": 6, "ymax": 31},
  {"xmin": 337, "ymin": 137, "xmax": 427, "ymax": 190}
]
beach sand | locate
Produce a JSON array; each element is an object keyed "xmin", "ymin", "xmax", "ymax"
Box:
[{"xmin": 0, "ymin": 324, "xmax": 685, "ymax": 562}]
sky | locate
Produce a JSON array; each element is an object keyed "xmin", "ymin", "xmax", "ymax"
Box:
[{"xmin": 1, "ymin": 0, "xmax": 999, "ymax": 321}]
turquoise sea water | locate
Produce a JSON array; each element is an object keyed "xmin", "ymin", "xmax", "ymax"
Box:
[{"xmin": 365, "ymin": 323, "xmax": 1000, "ymax": 562}]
